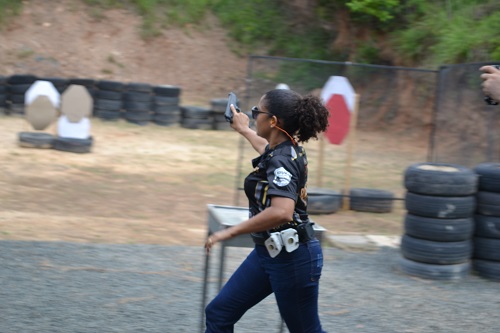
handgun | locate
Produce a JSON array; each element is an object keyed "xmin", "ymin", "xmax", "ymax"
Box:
[{"xmin": 225, "ymin": 92, "xmax": 240, "ymax": 123}]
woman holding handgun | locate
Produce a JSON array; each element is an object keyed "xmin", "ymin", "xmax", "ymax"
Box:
[{"xmin": 204, "ymin": 88, "xmax": 329, "ymax": 333}]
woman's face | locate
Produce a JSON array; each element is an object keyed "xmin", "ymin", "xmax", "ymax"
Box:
[{"xmin": 255, "ymin": 95, "xmax": 272, "ymax": 139}]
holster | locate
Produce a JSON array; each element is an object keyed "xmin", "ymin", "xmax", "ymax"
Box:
[{"xmin": 296, "ymin": 222, "xmax": 315, "ymax": 243}]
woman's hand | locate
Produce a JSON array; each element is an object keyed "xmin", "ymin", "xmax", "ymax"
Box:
[
  {"xmin": 480, "ymin": 65, "xmax": 500, "ymax": 103},
  {"xmin": 204, "ymin": 228, "xmax": 234, "ymax": 254},
  {"xmin": 229, "ymin": 104, "xmax": 250, "ymax": 133}
]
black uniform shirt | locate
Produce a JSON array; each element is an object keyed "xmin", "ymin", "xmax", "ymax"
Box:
[{"xmin": 244, "ymin": 140, "xmax": 310, "ymax": 232}]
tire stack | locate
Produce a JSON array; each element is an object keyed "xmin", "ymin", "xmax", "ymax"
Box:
[
  {"xmin": 152, "ymin": 85, "xmax": 181, "ymax": 126},
  {"xmin": 472, "ymin": 162, "xmax": 500, "ymax": 281},
  {"xmin": 7, "ymin": 74, "xmax": 38, "ymax": 115},
  {"xmin": 94, "ymin": 80, "xmax": 124, "ymax": 121},
  {"xmin": 123, "ymin": 82, "xmax": 153, "ymax": 126},
  {"xmin": 0, "ymin": 76, "xmax": 7, "ymax": 114},
  {"xmin": 210, "ymin": 98, "xmax": 232, "ymax": 131},
  {"xmin": 399, "ymin": 162, "xmax": 477, "ymax": 281},
  {"xmin": 181, "ymin": 106, "xmax": 213, "ymax": 130}
]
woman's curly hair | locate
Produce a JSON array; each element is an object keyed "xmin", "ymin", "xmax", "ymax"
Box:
[{"xmin": 262, "ymin": 89, "xmax": 329, "ymax": 143}]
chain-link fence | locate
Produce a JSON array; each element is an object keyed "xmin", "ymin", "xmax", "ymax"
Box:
[
  {"xmin": 431, "ymin": 62, "xmax": 500, "ymax": 167},
  {"xmin": 232, "ymin": 56, "xmax": 500, "ymax": 205}
]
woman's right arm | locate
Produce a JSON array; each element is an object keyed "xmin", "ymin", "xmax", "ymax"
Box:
[{"xmin": 229, "ymin": 104, "xmax": 268, "ymax": 154}]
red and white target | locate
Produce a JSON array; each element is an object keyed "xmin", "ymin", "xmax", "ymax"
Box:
[{"xmin": 320, "ymin": 76, "xmax": 356, "ymax": 145}]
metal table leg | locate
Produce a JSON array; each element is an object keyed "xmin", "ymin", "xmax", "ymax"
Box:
[{"xmin": 200, "ymin": 234, "xmax": 211, "ymax": 333}]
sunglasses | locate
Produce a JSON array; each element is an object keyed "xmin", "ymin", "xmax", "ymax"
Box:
[{"xmin": 251, "ymin": 106, "xmax": 273, "ymax": 120}]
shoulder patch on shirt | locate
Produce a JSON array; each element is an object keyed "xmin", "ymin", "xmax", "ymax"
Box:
[{"xmin": 273, "ymin": 167, "xmax": 292, "ymax": 187}]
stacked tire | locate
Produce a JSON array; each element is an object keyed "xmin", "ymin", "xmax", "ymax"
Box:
[
  {"xmin": 472, "ymin": 162, "xmax": 500, "ymax": 281},
  {"xmin": 94, "ymin": 80, "xmax": 124, "ymax": 121},
  {"xmin": 7, "ymin": 74, "xmax": 38, "ymax": 115},
  {"xmin": 181, "ymin": 106, "xmax": 213, "ymax": 130},
  {"xmin": 210, "ymin": 98, "xmax": 232, "ymax": 131},
  {"xmin": 0, "ymin": 76, "xmax": 7, "ymax": 114},
  {"xmin": 152, "ymin": 85, "xmax": 181, "ymax": 126},
  {"xmin": 122, "ymin": 82, "xmax": 153, "ymax": 126},
  {"xmin": 399, "ymin": 162, "xmax": 477, "ymax": 281}
]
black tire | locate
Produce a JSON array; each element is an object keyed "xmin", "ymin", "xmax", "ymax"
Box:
[
  {"xmin": 8, "ymin": 84, "xmax": 31, "ymax": 95},
  {"xmin": 9, "ymin": 93, "xmax": 25, "ymax": 104},
  {"xmin": 95, "ymin": 99, "xmax": 122, "ymax": 111},
  {"xmin": 214, "ymin": 120, "xmax": 233, "ymax": 131},
  {"xmin": 181, "ymin": 118, "xmax": 213, "ymax": 130},
  {"xmin": 210, "ymin": 98, "xmax": 230, "ymax": 112},
  {"xmin": 123, "ymin": 100, "xmax": 151, "ymax": 112},
  {"xmin": 154, "ymin": 104, "xmax": 180, "ymax": 114},
  {"xmin": 473, "ymin": 259, "xmax": 500, "ymax": 281},
  {"xmin": 181, "ymin": 106, "xmax": 212, "ymax": 119},
  {"xmin": 153, "ymin": 85, "xmax": 181, "ymax": 97},
  {"xmin": 52, "ymin": 136, "xmax": 93, "ymax": 154},
  {"xmin": 123, "ymin": 92, "xmax": 152, "ymax": 103},
  {"xmin": 475, "ymin": 214, "xmax": 500, "ymax": 239},
  {"xmin": 476, "ymin": 191, "xmax": 500, "ymax": 216},
  {"xmin": 404, "ymin": 162, "xmax": 477, "ymax": 196},
  {"xmin": 398, "ymin": 256, "xmax": 470, "ymax": 281},
  {"xmin": 69, "ymin": 78, "xmax": 95, "ymax": 87},
  {"xmin": 7, "ymin": 74, "xmax": 37, "ymax": 84},
  {"xmin": 18, "ymin": 132, "xmax": 54, "ymax": 149},
  {"xmin": 400, "ymin": 234, "xmax": 472, "ymax": 265},
  {"xmin": 405, "ymin": 192, "xmax": 476, "ymax": 219},
  {"xmin": 0, "ymin": 85, "xmax": 7, "ymax": 94},
  {"xmin": 126, "ymin": 82, "xmax": 152, "ymax": 93},
  {"xmin": 404, "ymin": 213, "xmax": 474, "ymax": 242},
  {"xmin": 153, "ymin": 113, "xmax": 181, "ymax": 123},
  {"xmin": 307, "ymin": 188, "xmax": 342, "ymax": 214},
  {"xmin": 0, "ymin": 94, "xmax": 7, "ymax": 107},
  {"xmin": 153, "ymin": 96, "xmax": 179, "ymax": 106},
  {"xmin": 349, "ymin": 188, "xmax": 394, "ymax": 213},
  {"xmin": 123, "ymin": 111, "xmax": 151, "ymax": 125},
  {"xmin": 213, "ymin": 114, "xmax": 233, "ymax": 131},
  {"xmin": 473, "ymin": 237, "xmax": 500, "ymax": 261},
  {"xmin": 94, "ymin": 109, "xmax": 121, "ymax": 121},
  {"xmin": 152, "ymin": 114, "xmax": 180, "ymax": 126},
  {"xmin": 95, "ymin": 90, "xmax": 122, "ymax": 101},
  {"xmin": 213, "ymin": 113, "xmax": 228, "ymax": 122},
  {"xmin": 474, "ymin": 163, "xmax": 500, "ymax": 192},
  {"xmin": 96, "ymin": 80, "xmax": 124, "ymax": 91}
]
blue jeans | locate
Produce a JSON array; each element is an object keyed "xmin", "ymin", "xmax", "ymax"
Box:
[{"xmin": 205, "ymin": 239, "xmax": 326, "ymax": 333}]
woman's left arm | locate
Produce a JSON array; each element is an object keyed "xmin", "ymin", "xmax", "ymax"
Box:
[{"xmin": 205, "ymin": 197, "xmax": 295, "ymax": 252}]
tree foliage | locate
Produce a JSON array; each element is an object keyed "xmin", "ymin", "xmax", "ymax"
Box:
[
  {"xmin": 0, "ymin": 0, "xmax": 499, "ymax": 66},
  {"xmin": 345, "ymin": 0, "xmax": 401, "ymax": 22}
]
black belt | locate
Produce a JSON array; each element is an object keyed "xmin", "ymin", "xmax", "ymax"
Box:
[{"xmin": 251, "ymin": 222, "xmax": 315, "ymax": 245}]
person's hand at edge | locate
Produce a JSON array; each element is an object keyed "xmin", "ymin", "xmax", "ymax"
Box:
[{"xmin": 480, "ymin": 65, "xmax": 500, "ymax": 103}]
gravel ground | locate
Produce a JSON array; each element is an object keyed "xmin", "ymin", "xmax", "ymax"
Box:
[{"xmin": 0, "ymin": 240, "xmax": 499, "ymax": 333}]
